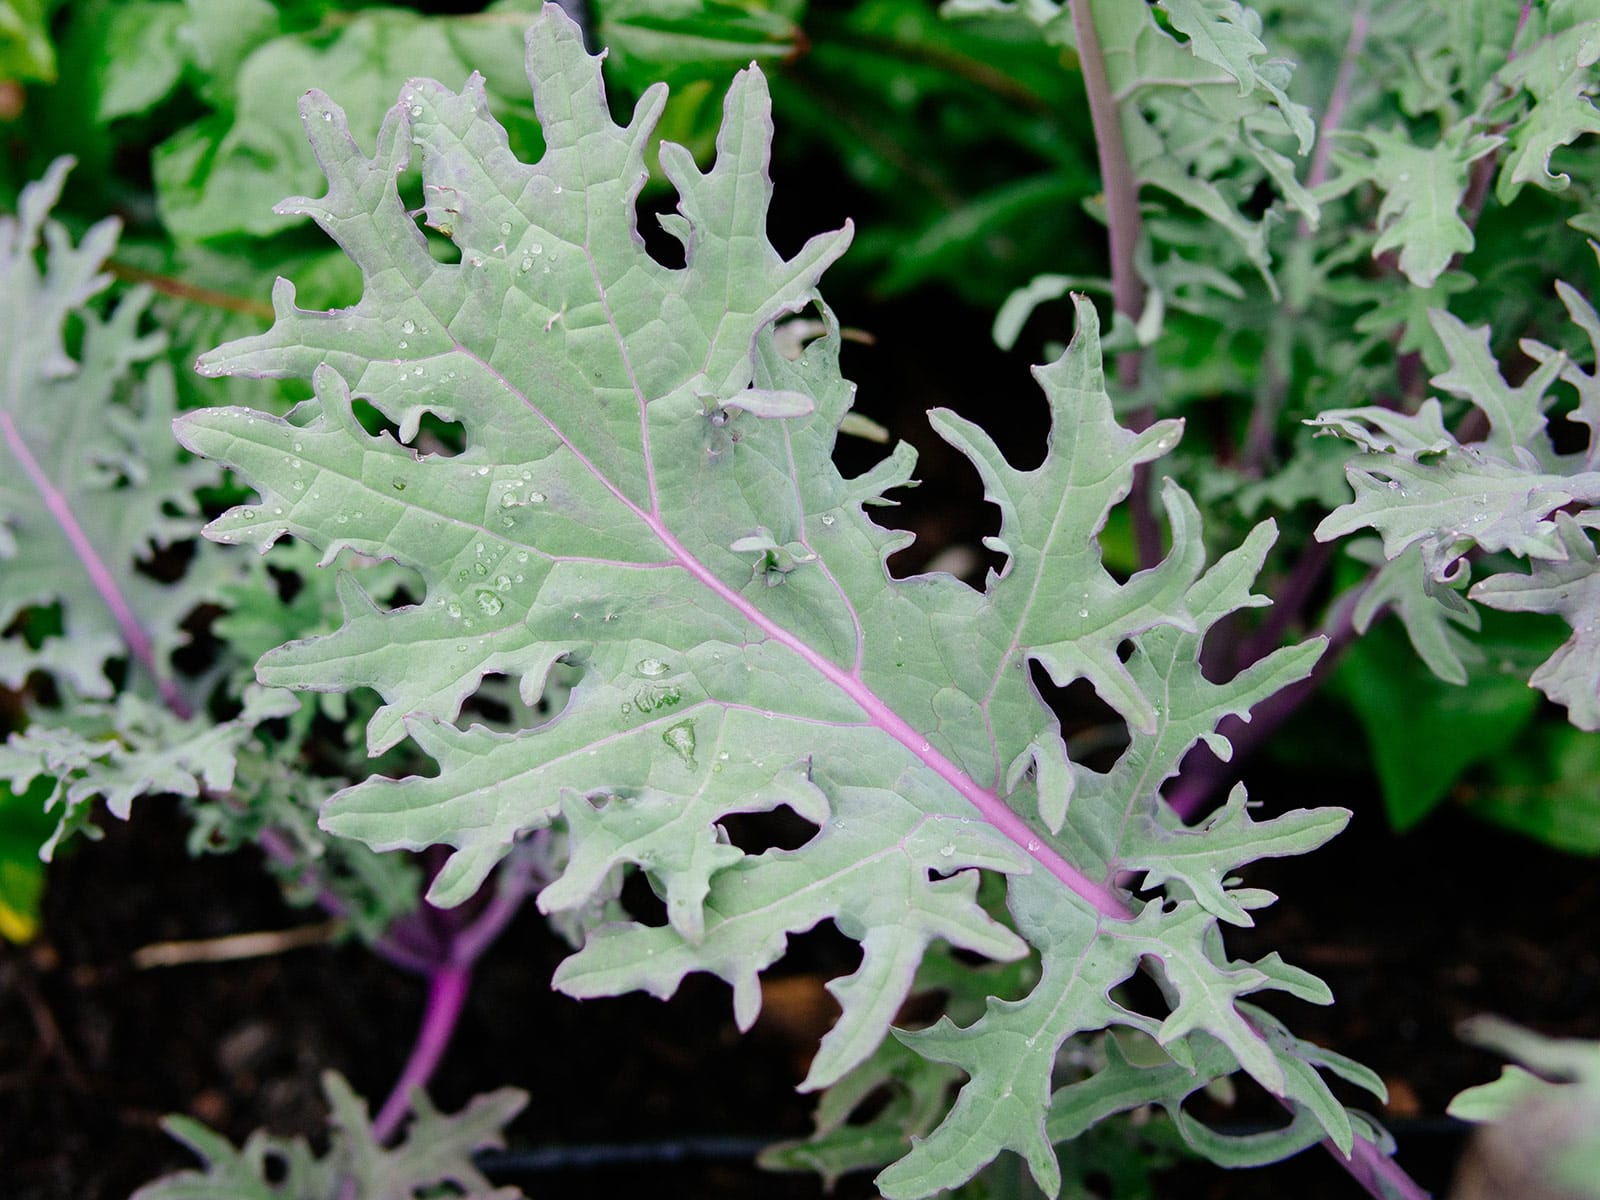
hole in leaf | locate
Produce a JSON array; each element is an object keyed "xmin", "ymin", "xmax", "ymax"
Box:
[
  {"xmin": 844, "ymin": 1082, "xmax": 895, "ymax": 1126},
  {"xmin": 415, "ymin": 413, "xmax": 466, "ymax": 457},
  {"xmin": 718, "ymin": 805, "xmax": 820, "ymax": 856},
  {"xmin": 350, "ymin": 397, "xmax": 404, "ymax": 442},
  {"xmin": 456, "ymin": 672, "xmax": 514, "ymax": 729},
  {"xmin": 619, "ymin": 864, "xmax": 670, "ymax": 929},
  {"xmin": 1111, "ymin": 960, "xmax": 1170, "ymax": 1027},
  {"xmin": 637, "ymin": 198, "xmax": 687, "ymax": 270},
  {"xmin": 266, "ymin": 562, "xmax": 304, "ymax": 605},
  {"xmin": 1029, "ymin": 663, "xmax": 1127, "ymax": 772},
  {"xmin": 137, "ymin": 536, "xmax": 194, "ymax": 584},
  {"xmin": 398, "ymin": 167, "xmax": 461, "ymax": 266},
  {"xmin": 775, "ymin": 918, "xmax": 861, "ymax": 979}
]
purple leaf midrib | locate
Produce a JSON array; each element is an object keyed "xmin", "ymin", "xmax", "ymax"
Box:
[{"xmin": 0, "ymin": 409, "xmax": 190, "ymax": 718}]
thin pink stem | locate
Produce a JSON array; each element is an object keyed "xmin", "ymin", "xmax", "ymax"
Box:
[
  {"xmin": 1070, "ymin": 0, "xmax": 1160, "ymax": 569},
  {"xmin": 371, "ymin": 962, "xmax": 471, "ymax": 1142},
  {"xmin": 0, "ymin": 410, "xmax": 190, "ymax": 718}
]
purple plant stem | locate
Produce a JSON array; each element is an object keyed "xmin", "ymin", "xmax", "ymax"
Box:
[
  {"xmin": 1069, "ymin": 0, "xmax": 1161, "ymax": 569},
  {"xmin": 371, "ymin": 961, "xmax": 472, "ymax": 1143},
  {"xmin": 1329, "ymin": 1130, "xmax": 1433, "ymax": 1200},
  {"xmin": 0, "ymin": 409, "xmax": 192, "ymax": 719},
  {"xmin": 254, "ymin": 826, "xmax": 441, "ymax": 975},
  {"xmin": 1243, "ymin": 1, "xmax": 1371, "ymax": 477},
  {"xmin": 1301, "ymin": 2, "xmax": 1371, "ymax": 221}
]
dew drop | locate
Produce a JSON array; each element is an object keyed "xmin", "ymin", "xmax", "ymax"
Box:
[
  {"xmin": 515, "ymin": 551, "xmax": 529, "ymax": 563},
  {"xmin": 552, "ymin": 184, "xmax": 563, "ymax": 194},
  {"xmin": 620, "ymin": 701, "xmax": 632, "ymax": 715},
  {"xmin": 446, "ymin": 601, "xmax": 463, "ymax": 619},
  {"xmin": 476, "ymin": 466, "xmax": 490, "ymax": 476},
  {"xmin": 240, "ymin": 508, "xmax": 256, "ymax": 519},
  {"xmin": 289, "ymin": 458, "xmax": 302, "ymax": 470},
  {"xmin": 1026, "ymin": 839, "xmax": 1041, "ymax": 852},
  {"xmin": 456, "ymin": 644, "xmax": 468, "ymax": 652},
  {"xmin": 636, "ymin": 658, "xmax": 669, "ymax": 678},
  {"xmin": 336, "ymin": 513, "xmax": 348, "ymax": 524},
  {"xmin": 473, "ymin": 562, "xmax": 488, "ymax": 576},
  {"xmin": 292, "ymin": 442, "xmax": 303, "ymax": 452},
  {"xmin": 401, "ymin": 319, "xmax": 415, "ymax": 335},
  {"xmin": 1078, "ymin": 608, "xmax": 1089, "ymax": 618},
  {"xmin": 410, "ymin": 103, "xmax": 423, "ymax": 118},
  {"xmin": 529, "ymin": 241, "xmax": 543, "ymax": 255},
  {"xmin": 499, "ymin": 221, "xmax": 511, "ymax": 236},
  {"xmin": 321, "ymin": 110, "xmax": 333, "ymax": 121},
  {"xmin": 494, "ymin": 574, "xmax": 512, "ymax": 591},
  {"xmin": 398, "ymin": 341, "xmax": 408, "ymax": 349},
  {"xmin": 292, "ymin": 480, "xmax": 305, "ymax": 491},
  {"xmin": 520, "ymin": 256, "xmax": 533, "ymax": 272},
  {"xmin": 661, "ymin": 720, "xmax": 697, "ymax": 768},
  {"xmin": 528, "ymin": 490, "xmax": 545, "ymax": 503},
  {"xmin": 500, "ymin": 491, "xmax": 520, "ymax": 508},
  {"xmin": 474, "ymin": 589, "xmax": 504, "ymax": 616},
  {"xmin": 820, "ymin": 514, "xmax": 835, "ymax": 526},
  {"xmin": 939, "ymin": 843, "xmax": 955, "ymax": 857}
]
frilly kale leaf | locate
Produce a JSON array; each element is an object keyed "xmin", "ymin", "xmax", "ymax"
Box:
[
  {"xmin": 131, "ymin": 1071, "xmax": 528, "ymax": 1200},
  {"xmin": 181, "ymin": 7, "xmax": 1379, "ymax": 1194}
]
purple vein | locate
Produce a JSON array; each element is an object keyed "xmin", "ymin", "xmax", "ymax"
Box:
[
  {"xmin": 0, "ymin": 410, "xmax": 190, "ymax": 719},
  {"xmin": 647, "ymin": 517, "xmax": 1130, "ymax": 920}
]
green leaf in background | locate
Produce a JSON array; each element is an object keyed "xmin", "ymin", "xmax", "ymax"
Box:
[
  {"xmin": 1465, "ymin": 720, "xmax": 1600, "ymax": 855},
  {"xmin": 94, "ymin": 1, "xmax": 186, "ymax": 121},
  {"xmin": 597, "ymin": 0, "xmax": 801, "ymax": 86},
  {"xmin": 0, "ymin": 0, "xmax": 56, "ymax": 83},
  {"xmin": 951, "ymin": 0, "xmax": 1317, "ymax": 289},
  {"xmin": 0, "ymin": 777, "xmax": 55, "ymax": 942},
  {"xmin": 1322, "ymin": 124, "xmax": 1501, "ymax": 289},
  {"xmin": 154, "ymin": 2, "xmax": 550, "ymax": 241},
  {"xmin": 1493, "ymin": 9, "xmax": 1600, "ymax": 205},
  {"xmin": 1331, "ymin": 615, "xmax": 1549, "ymax": 832}
]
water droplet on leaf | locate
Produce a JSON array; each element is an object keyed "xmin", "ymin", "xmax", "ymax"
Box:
[
  {"xmin": 636, "ymin": 658, "xmax": 669, "ymax": 678},
  {"xmin": 661, "ymin": 720, "xmax": 697, "ymax": 768},
  {"xmin": 474, "ymin": 590, "xmax": 503, "ymax": 616}
]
